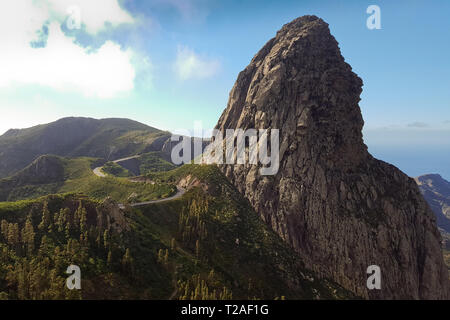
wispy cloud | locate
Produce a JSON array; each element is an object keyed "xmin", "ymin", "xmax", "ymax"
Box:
[
  {"xmin": 152, "ymin": 0, "xmax": 211, "ymax": 22},
  {"xmin": 407, "ymin": 121, "xmax": 429, "ymax": 128},
  {"xmin": 174, "ymin": 46, "xmax": 220, "ymax": 80}
]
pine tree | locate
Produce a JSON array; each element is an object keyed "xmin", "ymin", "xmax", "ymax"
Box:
[
  {"xmin": 107, "ymin": 250, "xmax": 113, "ymax": 267},
  {"xmin": 80, "ymin": 206, "xmax": 87, "ymax": 233},
  {"xmin": 1, "ymin": 219, "xmax": 9, "ymax": 240},
  {"xmin": 38, "ymin": 236, "xmax": 50, "ymax": 257},
  {"xmin": 195, "ymin": 239, "xmax": 200, "ymax": 258},
  {"xmin": 164, "ymin": 249, "xmax": 169, "ymax": 265},
  {"xmin": 7, "ymin": 223, "xmax": 20, "ymax": 248},
  {"xmin": 103, "ymin": 230, "xmax": 110, "ymax": 249},
  {"xmin": 157, "ymin": 249, "xmax": 164, "ymax": 263},
  {"xmin": 65, "ymin": 213, "xmax": 72, "ymax": 239},
  {"xmin": 22, "ymin": 217, "xmax": 35, "ymax": 255},
  {"xmin": 122, "ymin": 248, "xmax": 134, "ymax": 276},
  {"xmin": 74, "ymin": 201, "xmax": 83, "ymax": 229},
  {"xmin": 38, "ymin": 202, "xmax": 51, "ymax": 231},
  {"xmin": 57, "ymin": 208, "xmax": 69, "ymax": 233}
]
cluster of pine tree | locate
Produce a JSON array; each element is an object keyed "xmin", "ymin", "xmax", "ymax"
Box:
[
  {"xmin": 177, "ymin": 271, "xmax": 232, "ymax": 300},
  {"xmin": 0, "ymin": 200, "xmax": 134, "ymax": 300},
  {"xmin": 173, "ymin": 197, "xmax": 235, "ymax": 300},
  {"xmin": 178, "ymin": 198, "xmax": 208, "ymax": 245}
]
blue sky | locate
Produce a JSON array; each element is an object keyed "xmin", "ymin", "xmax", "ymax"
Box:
[{"xmin": 0, "ymin": 0, "xmax": 449, "ymax": 179}]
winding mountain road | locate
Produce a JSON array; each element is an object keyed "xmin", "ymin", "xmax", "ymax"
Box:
[
  {"xmin": 93, "ymin": 155, "xmax": 142, "ymax": 178},
  {"xmin": 117, "ymin": 187, "xmax": 185, "ymax": 209},
  {"xmin": 93, "ymin": 156, "xmax": 185, "ymax": 208}
]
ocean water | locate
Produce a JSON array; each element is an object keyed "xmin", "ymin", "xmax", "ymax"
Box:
[{"xmin": 367, "ymin": 145, "xmax": 450, "ymax": 181}]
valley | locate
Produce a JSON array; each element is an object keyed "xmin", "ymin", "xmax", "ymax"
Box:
[{"xmin": 0, "ymin": 164, "xmax": 353, "ymax": 300}]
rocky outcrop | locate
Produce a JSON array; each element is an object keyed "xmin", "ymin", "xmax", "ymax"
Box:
[
  {"xmin": 99, "ymin": 197, "xmax": 130, "ymax": 233},
  {"xmin": 13, "ymin": 155, "xmax": 65, "ymax": 184},
  {"xmin": 215, "ymin": 15, "xmax": 449, "ymax": 299}
]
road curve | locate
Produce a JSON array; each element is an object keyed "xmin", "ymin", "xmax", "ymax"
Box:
[
  {"xmin": 113, "ymin": 155, "xmax": 141, "ymax": 164},
  {"xmin": 118, "ymin": 187, "xmax": 185, "ymax": 209},
  {"xmin": 93, "ymin": 155, "xmax": 185, "ymax": 207},
  {"xmin": 93, "ymin": 167, "xmax": 106, "ymax": 177},
  {"xmin": 130, "ymin": 187, "xmax": 186, "ymax": 207},
  {"xmin": 93, "ymin": 155, "xmax": 143, "ymax": 178}
]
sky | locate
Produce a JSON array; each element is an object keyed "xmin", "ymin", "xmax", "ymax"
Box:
[{"xmin": 0, "ymin": 0, "xmax": 449, "ymax": 179}]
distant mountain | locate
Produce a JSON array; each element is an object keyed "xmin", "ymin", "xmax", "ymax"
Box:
[
  {"xmin": 0, "ymin": 117, "xmax": 172, "ymax": 179},
  {"xmin": 416, "ymin": 174, "xmax": 450, "ymax": 244}
]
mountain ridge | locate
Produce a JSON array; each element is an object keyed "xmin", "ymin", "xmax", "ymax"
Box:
[{"xmin": 0, "ymin": 117, "xmax": 172, "ymax": 179}]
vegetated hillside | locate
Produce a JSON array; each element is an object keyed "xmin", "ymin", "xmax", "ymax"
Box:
[
  {"xmin": 0, "ymin": 155, "xmax": 175, "ymax": 203},
  {"xmin": 101, "ymin": 162, "xmax": 133, "ymax": 178},
  {"xmin": 0, "ymin": 117, "xmax": 172, "ymax": 179},
  {"xmin": 0, "ymin": 194, "xmax": 164, "ymax": 299},
  {"xmin": 104, "ymin": 152, "xmax": 177, "ymax": 177},
  {"xmin": 0, "ymin": 165, "xmax": 354, "ymax": 300}
]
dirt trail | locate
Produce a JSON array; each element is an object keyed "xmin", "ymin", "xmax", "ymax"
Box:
[{"xmin": 117, "ymin": 187, "xmax": 185, "ymax": 209}]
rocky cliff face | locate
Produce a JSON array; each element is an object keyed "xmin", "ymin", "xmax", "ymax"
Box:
[{"xmin": 215, "ymin": 15, "xmax": 449, "ymax": 299}]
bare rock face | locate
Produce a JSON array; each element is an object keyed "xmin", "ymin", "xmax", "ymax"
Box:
[
  {"xmin": 215, "ymin": 15, "xmax": 449, "ymax": 299},
  {"xmin": 99, "ymin": 197, "xmax": 130, "ymax": 233}
]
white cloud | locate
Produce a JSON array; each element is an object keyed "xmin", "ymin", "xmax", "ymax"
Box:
[
  {"xmin": 174, "ymin": 46, "xmax": 220, "ymax": 80},
  {"xmin": 0, "ymin": 0, "xmax": 137, "ymax": 98}
]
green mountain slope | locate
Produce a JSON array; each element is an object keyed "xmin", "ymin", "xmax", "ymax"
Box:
[
  {"xmin": 0, "ymin": 165, "xmax": 354, "ymax": 300},
  {"xmin": 0, "ymin": 117, "xmax": 172, "ymax": 179},
  {"xmin": 0, "ymin": 155, "xmax": 175, "ymax": 203},
  {"xmin": 103, "ymin": 152, "xmax": 177, "ymax": 177}
]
